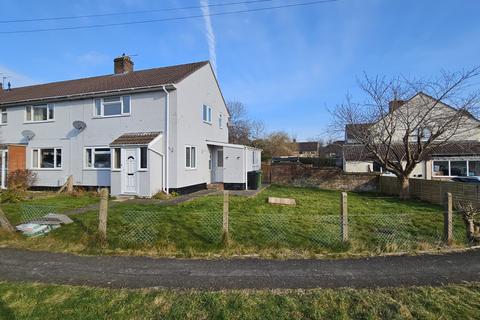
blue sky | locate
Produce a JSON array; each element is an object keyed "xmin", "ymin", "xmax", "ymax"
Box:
[{"xmin": 0, "ymin": 0, "xmax": 479, "ymax": 140}]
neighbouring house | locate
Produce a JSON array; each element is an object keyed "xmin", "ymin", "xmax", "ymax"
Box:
[
  {"xmin": 342, "ymin": 92, "xmax": 480, "ymax": 179},
  {"xmin": 293, "ymin": 141, "xmax": 320, "ymax": 157},
  {"xmin": 0, "ymin": 56, "xmax": 261, "ymax": 196}
]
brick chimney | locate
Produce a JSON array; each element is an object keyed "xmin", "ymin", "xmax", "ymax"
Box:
[
  {"xmin": 389, "ymin": 99, "xmax": 405, "ymax": 112},
  {"xmin": 114, "ymin": 54, "xmax": 134, "ymax": 74}
]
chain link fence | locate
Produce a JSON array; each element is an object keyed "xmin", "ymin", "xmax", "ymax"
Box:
[
  {"xmin": 230, "ymin": 213, "xmax": 342, "ymax": 249},
  {"xmin": 114, "ymin": 210, "xmax": 223, "ymax": 248},
  {"xmin": 20, "ymin": 204, "xmax": 58, "ymax": 223}
]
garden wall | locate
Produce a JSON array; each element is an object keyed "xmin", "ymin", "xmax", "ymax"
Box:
[
  {"xmin": 266, "ymin": 163, "xmax": 379, "ymax": 192},
  {"xmin": 379, "ymin": 176, "xmax": 480, "ymax": 206}
]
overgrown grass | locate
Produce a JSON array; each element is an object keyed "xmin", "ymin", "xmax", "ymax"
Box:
[
  {"xmin": 0, "ymin": 186, "xmax": 468, "ymax": 258},
  {"xmin": 0, "ymin": 281, "xmax": 479, "ymax": 319}
]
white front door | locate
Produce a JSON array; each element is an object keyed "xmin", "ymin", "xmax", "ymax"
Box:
[
  {"xmin": 123, "ymin": 149, "xmax": 138, "ymax": 194},
  {"xmin": 0, "ymin": 150, "xmax": 7, "ymax": 189}
]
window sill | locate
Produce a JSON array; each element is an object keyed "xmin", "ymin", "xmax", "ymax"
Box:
[
  {"xmin": 30, "ymin": 168, "xmax": 62, "ymax": 171},
  {"xmin": 92, "ymin": 114, "xmax": 130, "ymax": 119},
  {"xmin": 185, "ymin": 167, "xmax": 197, "ymax": 171},
  {"xmin": 23, "ymin": 120, "xmax": 55, "ymax": 124},
  {"xmin": 203, "ymin": 121, "xmax": 212, "ymax": 125},
  {"xmin": 83, "ymin": 168, "xmax": 111, "ymax": 171}
]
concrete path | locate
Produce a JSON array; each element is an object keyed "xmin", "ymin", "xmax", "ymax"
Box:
[{"xmin": 0, "ymin": 248, "xmax": 478, "ymax": 289}]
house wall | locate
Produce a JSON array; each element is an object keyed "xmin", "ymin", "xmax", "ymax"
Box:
[
  {"xmin": 0, "ymin": 90, "xmax": 168, "ymax": 187},
  {"xmin": 246, "ymin": 147, "xmax": 261, "ymax": 172},
  {"xmin": 173, "ymin": 64, "xmax": 229, "ymax": 189}
]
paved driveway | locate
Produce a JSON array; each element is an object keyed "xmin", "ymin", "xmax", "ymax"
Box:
[{"xmin": 0, "ymin": 248, "xmax": 478, "ymax": 289}]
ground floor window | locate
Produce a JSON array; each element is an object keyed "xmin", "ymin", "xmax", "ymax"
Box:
[
  {"xmin": 185, "ymin": 146, "xmax": 196, "ymax": 169},
  {"xmin": 112, "ymin": 148, "xmax": 121, "ymax": 169},
  {"xmin": 433, "ymin": 159, "xmax": 480, "ymax": 177},
  {"xmin": 140, "ymin": 147, "xmax": 147, "ymax": 169},
  {"xmin": 85, "ymin": 147, "xmax": 111, "ymax": 169},
  {"xmin": 32, "ymin": 148, "xmax": 62, "ymax": 169}
]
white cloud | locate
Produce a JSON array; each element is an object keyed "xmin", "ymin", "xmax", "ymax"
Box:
[
  {"xmin": 0, "ymin": 65, "xmax": 37, "ymax": 88},
  {"xmin": 200, "ymin": 0, "xmax": 217, "ymax": 75}
]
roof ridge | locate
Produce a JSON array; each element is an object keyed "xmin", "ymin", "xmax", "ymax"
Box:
[{"xmin": 4, "ymin": 60, "xmax": 209, "ymax": 91}]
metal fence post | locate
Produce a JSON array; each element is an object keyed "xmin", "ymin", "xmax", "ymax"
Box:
[
  {"xmin": 341, "ymin": 192, "xmax": 348, "ymax": 242},
  {"xmin": 444, "ymin": 192, "xmax": 453, "ymax": 246},
  {"xmin": 222, "ymin": 190, "xmax": 229, "ymax": 245},
  {"xmin": 98, "ymin": 188, "xmax": 109, "ymax": 245}
]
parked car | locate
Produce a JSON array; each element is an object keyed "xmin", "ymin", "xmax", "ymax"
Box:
[{"xmin": 451, "ymin": 176, "xmax": 480, "ymax": 183}]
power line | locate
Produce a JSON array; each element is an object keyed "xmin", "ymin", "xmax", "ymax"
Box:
[
  {"xmin": 0, "ymin": 0, "xmax": 275, "ymax": 24},
  {"xmin": 0, "ymin": 0, "xmax": 338, "ymax": 34}
]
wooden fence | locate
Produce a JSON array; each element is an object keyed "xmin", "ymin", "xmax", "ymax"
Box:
[{"xmin": 379, "ymin": 176, "xmax": 480, "ymax": 206}]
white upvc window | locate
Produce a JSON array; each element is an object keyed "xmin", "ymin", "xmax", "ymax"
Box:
[
  {"xmin": 219, "ymin": 113, "xmax": 223, "ymax": 128},
  {"xmin": 25, "ymin": 104, "xmax": 54, "ymax": 122},
  {"xmin": 432, "ymin": 159, "xmax": 480, "ymax": 177},
  {"xmin": 185, "ymin": 145, "xmax": 197, "ymax": 169},
  {"xmin": 252, "ymin": 150, "xmax": 258, "ymax": 165},
  {"xmin": 85, "ymin": 147, "xmax": 111, "ymax": 169},
  {"xmin": 202, "ymin": 105, "xmax": 212, "ymax": 123},
  {"xmin": 112, "ymin": 148, "xmax": 122, "ymax": 170},
  {"xmin": 94, "ymin": 96, "xmax": 131, "ymax": 117},
  {"xmin": 32, "ymin": 148, "xmax": 62, "ymax": 169},
  {"xmin": 0, "ymin": 108, "xmax": 7, "ymax": 124}
]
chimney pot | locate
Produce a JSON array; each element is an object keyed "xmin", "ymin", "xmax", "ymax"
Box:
[{"xmin": 114, "ymin": 55, "xmax": 134, "ymax": 74}]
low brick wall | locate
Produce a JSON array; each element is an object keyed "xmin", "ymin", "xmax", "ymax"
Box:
[{"xmin": 269, "ymin": 163, "xmax": 379, "ymax": 192}]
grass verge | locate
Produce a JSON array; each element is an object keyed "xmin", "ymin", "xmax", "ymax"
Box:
[{"xmin": 0, "ymin": 281, "xmax": 479, "ymax": 319}]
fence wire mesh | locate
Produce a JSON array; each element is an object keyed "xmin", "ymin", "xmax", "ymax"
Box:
[
  {"xmin": 230, "ymin": 213, "xmax": 342, "ymax": 249},
  {"xmin": 20, "ymin": 204, "xmax": 57, "ymax": 223},
  {"xmin": 116, "ymin": 210, "xmax": 223, "ymax": 247}
]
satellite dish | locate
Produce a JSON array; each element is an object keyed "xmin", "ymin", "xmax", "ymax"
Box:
[
  {"xmin": 72, "ymin": 120, "xmax": 87, "ymax": 131},
  {"xmin": 21, "ymin": 130, "xmax": 35, "ymax": 140}
]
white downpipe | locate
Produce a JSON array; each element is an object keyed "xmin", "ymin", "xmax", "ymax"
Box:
[
  {"xmin": 244, "ymin": 148, "xmax": 248, "ymax": 190},
  {"xmin": 162, "ymin": 86, "xmax": 170, "ymax": 194}
]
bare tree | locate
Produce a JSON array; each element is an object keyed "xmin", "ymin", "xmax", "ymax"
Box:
[
  {"xmin": 332, "ymin": 67, "xmax": 480, "ymax": 199},
  {"xmin": 226, "ymin": 101, "xmax": 265, "ymax": 145},
  {"xmin": 252, "ymin": 131, "xmax": 296, "ymax": 160}
]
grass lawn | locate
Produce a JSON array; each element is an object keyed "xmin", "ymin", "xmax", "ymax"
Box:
[
  {"xmin": 0, "ymin": 281, "xmax": 479, "ymax": 319},
  {"xmin": 0, "ymin": 186, "xmax": 468, "ymax": 258}
]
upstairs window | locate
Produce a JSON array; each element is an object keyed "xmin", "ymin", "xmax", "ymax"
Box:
[
  {"xmin": 85, "ymin": 147, "xmax": 111, "ymax": 169},
  {"xmin": 26, "ymin": 104, "xmax": 54, "ymax": 122},
  {"xmin": 219, "ymin": 114, "xmax": 223, "ymax": 128},
  {"xmin": 32, "ymin": 148, "xmax": 62, "ymax": 169},
  {"xmin": 0, "ymin": 108, "xmax": 6, "ymax": 124},
  {"xmin": 202, "ymin": 105, "xmax": 212, "ymax": 123},
  {"xmin": 94, "ymin": 96, "xmax": 131, "ymax": 117}
]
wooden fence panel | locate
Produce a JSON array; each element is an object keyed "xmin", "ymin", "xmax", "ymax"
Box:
[{"xmin": 379, "ymin": 176, "xmax": 480, "ymax": 207}]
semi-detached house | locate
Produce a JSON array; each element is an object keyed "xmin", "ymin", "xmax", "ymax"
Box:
[{"xmin": 0, "ymin": 56, "xmax": 261, "ymax": 196}]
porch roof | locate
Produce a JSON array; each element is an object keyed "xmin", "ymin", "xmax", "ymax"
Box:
[{"xmin": 110, "ymin": 132, "xmax": 162, "ymax": 146}]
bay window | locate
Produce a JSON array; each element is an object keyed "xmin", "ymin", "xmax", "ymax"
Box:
[
  {"xmin": 94, "ymin": 96, "xmax": 131, "ymax": 117},
  {"xmin": 32, "ymin": 148, "xmax": 62, "ymax": 169},
  {"xmin": 85, "ymin": 148, "xmax": 111, "ymax": 169},
  {"xmin": 26, "ymin": 104, "xmax": 54, "ymax": 122}
]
